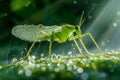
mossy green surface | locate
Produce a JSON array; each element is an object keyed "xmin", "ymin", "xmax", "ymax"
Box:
[{"xmin": 1, "ymin": 50, "xmax": 120, "ymax": 80}]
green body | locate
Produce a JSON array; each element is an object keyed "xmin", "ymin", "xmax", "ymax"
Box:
[
  {"xmin": 12, "ymin": 24, "xmax": 101, "ymax": 57},
  {"xmin": 12, "ymin": 24, "xmax": 81, "ymax": 43}
]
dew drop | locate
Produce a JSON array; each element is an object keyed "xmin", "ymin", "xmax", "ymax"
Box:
[
  {"xmin": 71, "ymin": 43, "xmax": 74, "ymax": 46},
  {"xmin": 73, "ymin": 0, "xmax": 77, "ymax": 4},
  {"xmin": 18, "ymin": 70, "xmax": 23, "ymax": 74},
  {"xmin": 99, "ymin": 72, "xmax": 107, "ymax": 78},
  {"xmin": 12, "ymin": 58, "xmax": 17, "ymax": 63},
  {"xmin": 51, "ymin": 54, "xmax": 56, "ymax": 59},
  {"xmin": 41, "ymin": 67, "xmax": 46, "ymax": 71},
  {"xmin": 25, "ymin": 69, "xmax": 32, "ymax": 77},
  {"xmin": 106, "ymin": 40, "xmax": 110, "ymax": 43},
  {"xmin": 57, "ymin": 63, "xmax": 61, "ymax": 67},
  {"xmin": 49, "ymin": 73, "xmax": 55, "ymax": 79},
  {"xmin": 113, "ymin": 22, "xmax": 117, "ymax": 27},
  {"xmin": 101, "ymin": 41, "xmax": 106, "ymax": 46},
  {"xmin": 41, "ymin": 53, "xmax": 45, "ymax": 57},
  {"xmin": 36, "ymin": 64, "xmax": 40, "ymax": 68},
  {"xmin": 55, "ymin": 55, "xmax": 61, "ymax": 59},
  {"xmin": 47, "ymin": 63, "xmax": 51, "ymax": 66},
  {"xmin": 59, "ymin": 64, "xmax": 65, "ymax": 71},
  {"xmin": 77, "ymin": 67, "xmax": 83, "ymax": 73},
  {"xmin": 73, "ymin": 65, "xmax": 77, "ymax": 70},
  {"xmin": 25, "ymin": 1, "xmax": 31, "ymax": 7},
  {"xmin": 117, "ymin": 11, "xmax": 120, "ymax": 15},
  {"xmin": 67, "ymin": 66, "xmax": 72, "ymax": 71},
  {"xmin": 31, "ymin": 55, "xmax": 35, "ymax": 59},
  {"xmin": 110, "ymin": 68, "xmax": 115, "ymax": 72},
  {"xmin": 67, "ymin": 59, "xmax": 73, "ymax": 65},
  {"xmin": 28, "ymin": 55, "xmax": 35, "ymax": 62},
  {"xmin": 54, "ymin": 67, "xmax": 60, "ymax": 72},
  {"xmin": 68, "ymin": 51, "xmax": 72, "ymax": 55},
  {"xmin": 81, "ymin": 72, "xmax": 89, "ymax": 80},
  {"xmin": 0, "ymin": 13, "xmax": 7, "ymax": 17},
  {"xmin": 88, "ymin": 15, "xmax": 92, "ymax": 19},
  {"xmin": 0, "ymin": 66, "xmax": 2, "ymax": 69},
  {"xmin": 28, "ymin": 62, "xmax": 35, "ymax": 68}
]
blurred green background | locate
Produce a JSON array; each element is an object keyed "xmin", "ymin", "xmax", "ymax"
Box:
[
  {"xmin": 1, "ymin": 0, "xmax": 120, "ymax": 80},
  {"xmin": 0, "ymin": 0, "xmax": 113, "ymax": 62}
]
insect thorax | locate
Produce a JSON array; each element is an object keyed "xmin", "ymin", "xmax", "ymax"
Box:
[{"xmin": 51, "ymin": 25, "xmax": 81, "ymax": 43}]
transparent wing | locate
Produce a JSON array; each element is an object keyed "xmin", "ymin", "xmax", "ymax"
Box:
[{"xmin": 12, "ymin": 25, "xmax": 62, "ymax": 42}]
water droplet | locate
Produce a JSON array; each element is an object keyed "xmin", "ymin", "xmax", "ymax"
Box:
[
  {"xmin": 68, "ymin": 51, "xmax": 72, "ymax": 55},
  {"xmin": 67, "ymin": 60, "xmax": 73, "ymax": 67},
  {"xmin": 68, "ymin": 59, "xmax": 73, "ymax": 65},
  {"xmin": 81, "ymin": 72, "xmax": 89, "ymax": 80},
  {"xmin": 25, "ymin": 1, "xmax": 31, "ymax": 7},
  {"xmin": 73, "ymin": 65, "xmax": 77, "ymax": 70},
  {"xmin": 31, "ymin": 55, "xmax": 35, "ymax": 59},
  {"xmin": 12, "ymin": 58, "xmax": 17, "ymax": 63},
  {"xmin": 49, "ymin": 73, "xmax": 55, "ymax": 79},
  {"xmin": 41, "ymin": 67, "xmax": 46, "ymax": 71},
  {"xmin": 18, "ymin": 70, "xmax": 23, "ymax": 74},
  {"xmin": 67, "ymin": 66, "xmax": 72, "ymax": 71},
  {"xmin": 77, "ymin": 67, "xmax": 83, "ymax": 73},
  {"xmin": 28, "ymin": 62, "xmax": 35, "ymax": 68},
  {"xmin": 101, "ymin": 41, "xmax": 106, "ymax": 46},
  {"xmin": 47, "ymin": 63, "xmax": 51, "ymax": 66},
  {"xmin": 71, "ymin": 43, "xmax": 74, "ymax": 46},
  {"xmin": 54, "ymin": 67, "xmax": 60, "ymax": 72},
  {"xmin": 73, "ymin": 47, "xmax": 76, "ymax": 50},
  {"xmin": 59, "ymin": 64, "xmax": 65, "ymax": 71},
  {"xmin": 88, "ymin": 15, "xmax": 92, "ymax": 19},
  {"xmin": 106, "ymin": 40, "xmax": 110, "ymax": 43},
  {"xmin": 0, "ymin": 66, "xmax": 2, "ymax": 69},
  {"xmin": 28, "ymin": 55, "xmax": 35, "ymax": 62},
  {"xmin": 51, "ymin": 54, "xmax": 56, "ymax": 59},
  {"xmin": 57, "ymin": 63, "xmax": 61, "ymax": 67},
  {"xmin": 115, "ymin": 51, "xmax": 119, "ymax": 54},
  {"xmin": 0, "ymin": 13, "xmax": 8, "ymax": 17},
  {"xmin": 55, "ymin": 55, "xmax": 61, "ymax": 59},
  {"xmin": 41, "ymin": 53, "xmax": 45, "ymax": 57},
  {"xmin": 73, "ymin": 0, "xmax": 77, "ymax": 4},
  {"xmin": 25, "ymin": 69, "xmax": 32, "ymax": 77},
  {"xmin": 36, "ymin": 64, "xmax": 40, "ymax": 68},
  {"xmin": 99, "ymin": 72, "xmax": 107, "ymax": 78},
  {"xmin": 117, "ymin": 11, "xmax": 120, "ymax": 15},
  {"xmin": 113, "ymin": 22, "xmax": 117, "ymax": 27}
]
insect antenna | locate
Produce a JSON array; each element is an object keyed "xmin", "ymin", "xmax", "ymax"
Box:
[
  {"xmin": 78, "ymin": 8, "xmax": 95, "ymax": 30},
  {"xmin": 78, "ymin": 11, "xmax": 85, "ymax": 30}
]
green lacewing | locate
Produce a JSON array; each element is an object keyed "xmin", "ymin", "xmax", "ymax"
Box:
[{"xmin": 12, "ymin": 13, "xmax": 101, "ymax": 57}]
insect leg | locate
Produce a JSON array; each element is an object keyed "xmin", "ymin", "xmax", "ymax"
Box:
[
  {"xmin": 23, "ymin": 30, "xmax": 49, "ymax": 59},
  {"xmin": 48, "ymin": 31, "xmax": 54, "ymax": 56},
  {"xmin": 78, "ymin": 38, "xmax": 90, "ymax": 54},
  {"xmin": 82, "ymin": 33, "xmax": 102, "ymax": 51},
  {"xmin": 48, "ymin": 40, "xmax": 52, "ymax": 56},
  {"xmin": 71, "ymin": 35, "xmax": 83, "ymax": 56},
  {"xmin": 26, "ymin": 41, "xmax": 36, "ymax": 57}
]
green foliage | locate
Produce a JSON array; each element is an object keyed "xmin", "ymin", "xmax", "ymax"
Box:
[{"xmin": 1, "ymin": 50, "xmax": 120, "ymax": 80}]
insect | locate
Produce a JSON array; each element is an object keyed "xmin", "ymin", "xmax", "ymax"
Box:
[{"xmin": 12, "ymin": 13, "xmax": 101, "ymax": 58}]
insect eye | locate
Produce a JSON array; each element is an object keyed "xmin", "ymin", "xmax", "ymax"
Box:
[
  {"xmin": 73, "ymin": 32, "xmax": 77, "ymax": 36},
  {"xmin": 75, "ymin": 26, "xmax": 79, "ymax": 30}
]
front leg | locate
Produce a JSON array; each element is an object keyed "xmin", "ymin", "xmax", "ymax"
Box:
[{"xmin": 81, "ymin": 33, "xmax": 102, "ymax": 51}]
